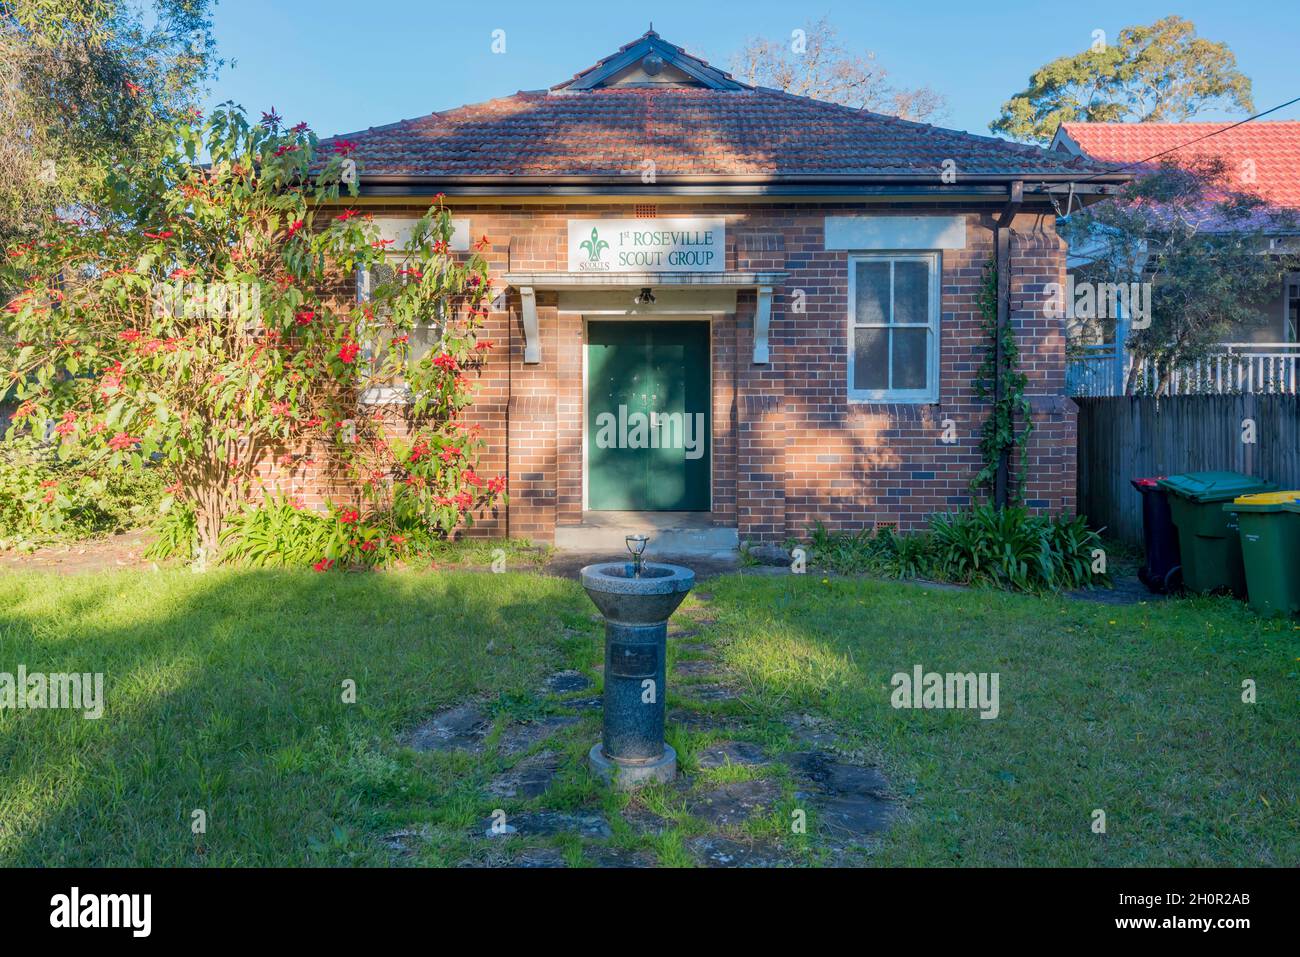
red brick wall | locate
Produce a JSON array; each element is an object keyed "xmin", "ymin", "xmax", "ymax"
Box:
[{"xmin": 254, "ymin": 201, "xmax": 1076, "ymax": 543}]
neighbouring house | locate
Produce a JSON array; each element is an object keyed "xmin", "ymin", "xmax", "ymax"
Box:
[
  {"xmin": 1052, "ymin": 122, "xmax": 1300, "ymax": 379},
  {"xmin": 274, "ymin": 30, "xmax": 1126, "ymax": 545}
]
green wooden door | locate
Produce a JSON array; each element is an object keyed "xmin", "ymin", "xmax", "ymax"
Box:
[{"xmin": 587, "ymin": 320, "xmax": 710, "ymax": 511}]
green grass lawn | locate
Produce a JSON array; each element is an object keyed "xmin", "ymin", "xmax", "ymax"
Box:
[{"xmin": 0, "ymin": 567, "xmax": 1295, "ymax": 866}]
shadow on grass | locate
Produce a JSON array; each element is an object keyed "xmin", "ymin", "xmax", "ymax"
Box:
[{"xmin": 0, "ymin": 568, "xmax": 592, "ymax": 866}]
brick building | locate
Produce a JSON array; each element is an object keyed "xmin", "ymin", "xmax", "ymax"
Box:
[{"xmin": 307, "ymin": 30, "xmax": 1125, "ymax": 546}]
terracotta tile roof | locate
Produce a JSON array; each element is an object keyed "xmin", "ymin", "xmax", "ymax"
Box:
[
  {"xmin": 1060, "ymin": 121, "xmax": 1300, "ymax": 209},
  {"xmin": 325, "ymin": 86, "xmax": 1111, "ymax": 180}
]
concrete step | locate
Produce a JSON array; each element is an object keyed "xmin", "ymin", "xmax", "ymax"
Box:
[{"xmin": 555, "ymin": 513, "xmax": 739, "ymax": 558}]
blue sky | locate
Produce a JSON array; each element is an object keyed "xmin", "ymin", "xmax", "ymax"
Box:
[{"xmin": 201, "ymin": 0, "xmax": 1300, "ymax": 139}]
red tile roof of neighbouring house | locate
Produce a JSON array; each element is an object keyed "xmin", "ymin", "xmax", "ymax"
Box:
[
  {"xmin": 322, "ymin": 31, "xmax": 1117, "ymax": 184},
  {"xmin": 1056, "ymin": 121, "xmax": 1300, "ymax": 210}
]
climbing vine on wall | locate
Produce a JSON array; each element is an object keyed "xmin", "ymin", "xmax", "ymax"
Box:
[{"xmin": 971, "ymin": 259, "xmax": 1032, "ymax": 502}]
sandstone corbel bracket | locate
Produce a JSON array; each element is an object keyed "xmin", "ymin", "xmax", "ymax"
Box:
[
  {"xmin": 518, "ymin": 286, "xmax": 540, "ymax": 364},
  {"xmin": 752, "ymin": 285, "xmax": 774, "ymax": 365}
]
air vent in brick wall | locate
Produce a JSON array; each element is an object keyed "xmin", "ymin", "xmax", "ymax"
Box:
[
  {"xmin": 634, "ymin": 204, "xmax": 657, "ymax": 218},
  {"xmin": 873, "ymin": 521, "xmax": 899, "ymax": 537}
]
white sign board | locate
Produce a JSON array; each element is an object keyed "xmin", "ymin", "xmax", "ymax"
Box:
[{"xmin": 567, "ymin": 218, "xmax": 725, "ymax": 272}]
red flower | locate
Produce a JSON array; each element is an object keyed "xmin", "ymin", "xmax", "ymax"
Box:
[
  {"xmin": 273, "ymin": 144, "xmax": 300, "ymax": 157},
  {"xmin": 453, "ymin": 491, "xmax": 474, "ymax": 510},
  {"xmin": 336, "ymin": 209, "xmax": 361, "ymax": 222},
  {"xmin": 54, "ymin": 411, "xmax": 77, "ymax": 436},
  {"xmin": 118, "ymin": 329, "xmax": 142, "ymax": 342},
  {"xmin": 389, "ymin": 534, "xmax": 406, "ymax": 545},
  {"xmin": 294, "ymin": 309, "xmax": 315, "ymax": 326},
  {"xmin": 43, "ymin": 490, "xmax": 56, "ymax": 504},
  {"xmin": 371, "ymin": 239, "xmax": 394, "ymax": 249},
  {"xmin": 332, "ymin": 140, "xmax": 358, "ymax": 156},
  {"xmin": 339, "ymin": 508, "xmax": 359, "ymax": 525},
  {"xmin": 409, "ymin": 440, "xmax": 430, "ymax": 463},
  {"xmin": 98, "ymin": 364, "xmax": 123, "ymax": 398},
  {"xmin": 143, "ymin": 230, "xmax": 174, "ymax": 240},
  {"xmin": 164, "ymin": 482, "xmax": 182, "ymax": 494},
  {"xmin": 286, "ymin": 220, "xmax": 304, "ymax": 238},
  {"xmin": 312, "ymin": 558, "xmax": 334, "ymax": 572},
  {"xmin": 432, "ymin": 352, "xmax": 458, "ymax": 372},
  {"xmin": 124, "ymin": 80, "xmax": 143, "ymax": 97},
  {"xmin": 472, "ymin": 235, "xmax": 490, "ymax": 251},
  {"xmin": 488, "ymin": 475, "xmax": 507, "ymax": 494},
  {"xmin": 40, "ymin": 479, "xmax": 58, "ymax": 489},
  {"xmin": 438, "ymin": 445, "xmax": 460, "ymax": 464},
  {"xmin": 463, "ymin": 470, "xmax": 484, "ymax": 488},
  {"xmin": 338, "ymin": 342, "xmax": 361, "ymax": 364},
  {"xmin": 359, "ymin": 540, "xmax": 377, "ymax": 553},
  {"xmin": 475, "ymin": 339, "xmax": 495, "ymax": 351},
  {"xmin": 169, "ymin": 267, "xmax": 196, "ymax": 279},
  {"xmin": 270, "ymin": 401, "xmax": 292, "ymax": 417},
  {"xmin": 107, "ymin": 432, "xmax": 140, "ymax": 452}
]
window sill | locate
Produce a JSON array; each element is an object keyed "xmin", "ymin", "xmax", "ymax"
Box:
[
  {"xmin": 359, "ymin": 386, "xmax": 412, "ymax": 406},
  {"xmin": 847, "ymin": 394, "xmax": 939, "ymax": 405}
]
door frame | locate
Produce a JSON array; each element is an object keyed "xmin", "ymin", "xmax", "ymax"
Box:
[{"xmin": 582, "ymin": 315, "xmax": 713, "ymax": 513}]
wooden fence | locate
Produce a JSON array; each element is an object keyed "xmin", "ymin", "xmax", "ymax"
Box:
[{"xmin": 1075, "ymin": 395, "xmax": 1300, "ymax": 546}]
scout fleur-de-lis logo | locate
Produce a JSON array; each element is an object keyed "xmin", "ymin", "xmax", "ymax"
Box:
[{"xmin": 579, "ymin": 227, "xmax": 608, "ymax": 263}]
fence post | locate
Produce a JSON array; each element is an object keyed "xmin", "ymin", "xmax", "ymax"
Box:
[{"xmin": 1112, "ymin": 304, "xmax": 1130, "ymax": 396}]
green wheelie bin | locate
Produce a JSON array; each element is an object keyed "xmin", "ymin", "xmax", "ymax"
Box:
[
  {"xmin": 1158, "ymin": 472, "xmax": 1276, "ymax": 597},
  {"xmin": 1224, "ymin": 491, "xmax": 1300, "ymax": 615}
]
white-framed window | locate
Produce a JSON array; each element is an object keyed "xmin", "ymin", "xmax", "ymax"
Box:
[
  {"xmin": 847, "ymin": 252, "xmax": 940, "ymax": 403},
  {"xmin": 356, "ymin": 260, "xmax": 446, "ymax": 404}
]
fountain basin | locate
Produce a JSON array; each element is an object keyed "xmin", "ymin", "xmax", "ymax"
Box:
[{"xmin": 579, "ymin": 561, "xmax": 695, "ymax": 624}]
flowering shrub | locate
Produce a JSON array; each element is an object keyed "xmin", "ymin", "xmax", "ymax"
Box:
[
  {"xmin": 0, "ymin": 435, "xmax": 165, "ymax": 548},
  {"xmin": 1, "ymin": 105, "xmax": 504, "ymax": 564}
]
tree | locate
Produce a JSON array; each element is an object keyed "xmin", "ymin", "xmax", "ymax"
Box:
[
  {"xmin": 0, "ymin": 0, "xmax": 218, "ymax": 246},
  {"xmin": 729, "ymin": 16, "xmax": 948, "ymax": 122},
  {"xmin": 1058, "ymin": 156, "xmax": 1295, "ymax": 395},
  {"xmin": 1, "ymin": 106, "xmax": 505, "ymax": 561},
  {"xmin": 992, "ymin": 16, "xmax": 1254, "ymax": 144}
]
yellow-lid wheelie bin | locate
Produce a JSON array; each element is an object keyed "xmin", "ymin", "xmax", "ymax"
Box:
[{"xmin": 1224, "ymin": 491, "xmax": 1300, "ymax": 615}]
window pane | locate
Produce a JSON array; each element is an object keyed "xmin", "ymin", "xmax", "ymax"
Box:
[
  {"xmin": 854, "ymin": 261, "xmax": 889, "ymax": 324},
  {"xmin": 853, "ymin": 327, "xmax": 888, "ymax": 391},
  {"xmin": 892, "ymin": 327, "xmax": 928, "ymax": 390},
  {"xmin": 409, "ymin": 323, "xmax": 440, "ymax": 365},
  {"xmin": 893, "ymin": 260, "xmax": 929, "ymax": 325}
]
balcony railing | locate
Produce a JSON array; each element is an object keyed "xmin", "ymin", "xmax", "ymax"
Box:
[{"xmin": 1068, "ymin": 342, "xmax": 1300, "ymax": 396}]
